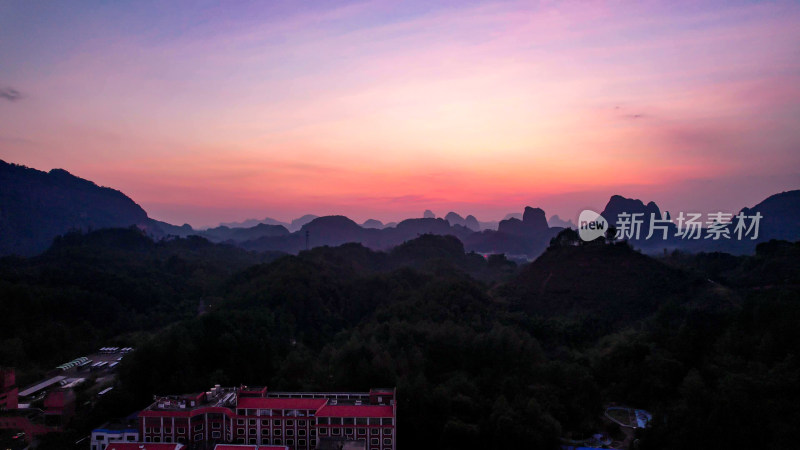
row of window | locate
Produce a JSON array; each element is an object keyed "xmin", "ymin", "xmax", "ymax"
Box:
[
  {"xmin": 318, "ymin": 428, "xmax": 392, "ymax": 437},
  {"xmin": 317, "ymin": 417, "xmax": 393, "ymax": 425},
  {"xmin": 236, "ymin": 428, "xmax": 315, "ymax": 436},
  {"xmin": 235, "ymin": 437, "xmax": 317, "ymax": 447},
  {"xmin": 237, "ymin": 408, "xmax": 315, "ymax": 417},
  {"xmin": 237, "ymin": 418, "xmax": 311, "ymax": 427}
]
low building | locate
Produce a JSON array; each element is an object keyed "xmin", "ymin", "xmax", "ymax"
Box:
[
  {"xmin": 137, "ymin": 386, "xmax": 396, "ymax": 450},
  {"xmin": 0, "ymin": 369, "xmax": 75, "ymax": 442},
  {"xmin": 0, "ymin": 367, "xmax": 18, "ymax": 410},
  {"xmin": 92, "ymin": 414, "xmax": 140, "ymax": 450}
]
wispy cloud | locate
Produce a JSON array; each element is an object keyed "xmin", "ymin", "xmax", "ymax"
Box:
[{"xmin": 0, "ymin": 87, "xmax": 23, "ymax": 102}]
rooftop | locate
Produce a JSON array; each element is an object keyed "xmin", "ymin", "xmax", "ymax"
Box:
[
  {"xmin": 315, "ymin": 405, "xmax": 394, "ymax": 418},
  {"xmin": 236, "ymin": 397, "xmax": 327, "ymax": 411},
  {"xmin": 147, "ymin": 387, "xmax": 236, "ymax": 412}
]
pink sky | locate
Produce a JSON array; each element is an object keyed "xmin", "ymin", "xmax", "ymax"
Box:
[{"xmin": 1, "ymin": 0, "xmax": 799, "ymax": 227}]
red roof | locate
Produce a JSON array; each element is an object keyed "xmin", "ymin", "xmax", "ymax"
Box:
[
  {"xmin": 236, "ymin": 397, "xmax": 327, "ymax": 410},
  {"xmin": 315, "ymin": 404, "xmax": 394, "ymax": 418},
  {"xmin": 106, "ymin": 444, "xmax": 184, "ymax": 450},
  {"xmin": 214, "ymin": 446, "xmax": 287, "ymax": 450}
]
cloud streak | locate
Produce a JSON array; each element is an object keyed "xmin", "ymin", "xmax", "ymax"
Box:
[{"xmin": 0, "ymin": 87, "xmax": 23, "ymax": 102}]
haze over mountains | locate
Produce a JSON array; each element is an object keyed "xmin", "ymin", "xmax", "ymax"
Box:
[{"xmin": 1, "ymin": 159, "xmax": 798, "ymax": 257}]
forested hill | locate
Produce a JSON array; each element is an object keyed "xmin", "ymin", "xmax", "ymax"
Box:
[
  {"xmin": 4, "ymin": 227, "xmax": 799, "ymax": 449},
  {"xmin": 0, "ymin": 228, "xmax": 282, "ymax": 382},
  {"xmin": 0, "ymin": 160, "xmax": 150, "ymax": 256}
]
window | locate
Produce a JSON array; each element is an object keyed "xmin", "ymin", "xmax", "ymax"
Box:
[
  {"xmin": 299, "ymin": 439, "xmax": 306, "ymax": 446},
  {"xmin": 369, "ymin": 418, "xmax": 379, "ymax": 425},
  {"xmin": 212, "ymin": 431, "xmax": 221, "ymax": 439},
  {"xmin": 212, "ymin": 423, "xmax": 221, "ymax": 429},
  {"xmin": 249, "ymin": 438, "xmax": 256, "ymax": 444},
  {"xmin": 261, "ymin": 419, "xmax": 269, "ymax": 426},
  {"xmin": 356, "ymin": 418, "xmax": 367, "ymax": 425},
  {"xmin": 262, "ymin": 428, "xmax": 270, "ymax": 435},
  {"xmin": 358, "ymin": 429, "xmax": 366, "ymax": 435},
  {"xmin": 194, "ymin": 434, "xmax": 202, "ymax": 441},
  {"xmin": 384, "ymin": 429, "xmax": 392, "ymax": 435},
  {"xmin": 275, "ymin": 439, "xmax": 282, "ymax": 445},
  {"xmin": 371, "ymin": 438, "xmax": 379, "ymax": 445},
  {"xmin": 317, "ymin": 418, "xmax": 329, "ymax": 425},
  {"xmin": 384, "ymin": 438, "xmax": 392, "ymax": 445},
  {"xmin": 273, "ymin": 420, "xmax": 281, "ymax": 426},
  {"xmin": 237, "ymin": 429, "xmax": 244, "ymax": 435},
  {"xmin": 262, "ymin": 438, "xmax": 270, "ymax": 444},
  {"xmin": 344, "ymin": 418, "xmax": 354, "ymax": 425},
  {"xmin": 126, "ymin": 436, "xmax": 136, "ymax": 441},
  {"xmin": 177, "ymin": 428, "xmax": 185, "ymax": 434},
  {"xmin": 260, "ymin": 409, "xmax": 272, "ymax": 416},
  {"xmin": 286, "ymin": 430, "xmax": 294, "ymax": 436},
  {"xmin": 299, "ymin": 429, "xmax": 306, "ymax": 436},
  {"xmin": 371, "ymin": 429, "xmax": 379, "ymax": 435},
  {"xmin": 274, "ymin": 430, "xmax": 282, "ymax": 436},
  {"xmin": 286, "ymin": 439, "xmax": 294, "ymax": 446},
  {"xmin": 286, "ymin": 419, "xmax": 294, "ymax": 426},
  {"xmin": 332, "ymin": 428, "xmax": 340, "ymax": 435},
  {"xmin": 319, "ymin": 429, "xmax": 327, "ymax": 435},
  {"xmin": 237, "ymin": 419, "xmax": 245, "ymax": 425}
]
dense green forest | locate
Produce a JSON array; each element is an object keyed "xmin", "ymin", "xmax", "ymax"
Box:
[{"xmin": 2, "ymin": 228, "xmax": 799, "ymax": 449}]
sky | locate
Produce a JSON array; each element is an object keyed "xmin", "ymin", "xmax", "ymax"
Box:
[{"xmin": 1, "ymin": 0, "xmax": 799, "ymax": 227}]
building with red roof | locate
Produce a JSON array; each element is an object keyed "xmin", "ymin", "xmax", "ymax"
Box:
[{"xmin": 136, "ymin": 386, "xmax": 395, "ymax": 450}]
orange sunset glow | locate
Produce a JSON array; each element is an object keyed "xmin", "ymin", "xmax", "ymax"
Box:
[{"xmin": 2, "ymin": 0, "xmax": 799, "ymax": 226}]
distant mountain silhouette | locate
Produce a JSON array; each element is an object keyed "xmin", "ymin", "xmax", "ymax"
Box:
[
  {"xmin": 290, "ymin": 214, "xmax": 318, "ymax": 231},
  {"xmin": 464, "ymin": 214, "xmax": 480, "ymax": 231},
  {"xmin": 362, "ymin": 219, "xmax": 384, "ymax": 229},
  {"xmin": 423, "ymin": 209, "xmax": 435, "ymax": 219},
  {"xmin": 739, "ymin": 190, "xmax": 800, "ymax": 242},
  {"xmin": 200, "ymin": 223, "xmax": 290, "ymax": 242},
  {"xmin": 219, "ymin": 217, "xmax": 290, "ymax": 229},
  {"xmin": 601, "ymin": 195, "xmax": 664, "ymax": 230},
  {"xmin": 0, "ymin": 160, "xmax": 149, "ymax": 256},
  {"xmin": 548, "ymin": 214, "xmax": 574, "ymax": 228},
  {"xmin": 2, "ymin": 159, "xmax": 795, "ymax": 259},
  {"xmin": 445, "ymin": 212, "xmax": 466, "ymax": 227}
]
